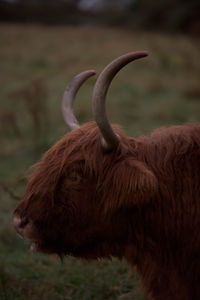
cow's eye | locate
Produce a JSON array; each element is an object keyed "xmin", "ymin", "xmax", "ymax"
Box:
[
  {"xmin": 69, "ymin": 175, "xmax": 80, "ymax": 182},
  {"xmin": 68, "ymin": 172, "xmax": 82, "ymax": 184}
]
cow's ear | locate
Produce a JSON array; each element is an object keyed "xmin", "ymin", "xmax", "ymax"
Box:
[{"xmin": 104, "ymin": 159, "xmax": 158, "ymax": 212}]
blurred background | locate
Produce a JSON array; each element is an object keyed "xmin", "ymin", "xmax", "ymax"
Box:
[{"xmin": 0, "ymin": 0, "xmax": 200, "ymax": 299}]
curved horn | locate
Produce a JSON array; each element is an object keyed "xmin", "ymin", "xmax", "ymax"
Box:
[
  {"xmin": 92, "ymin": 51, "xmax": 148, "ymax": 150},
  {"xmin": 62, "ymin": 70, "xmax": 96, "ymax": 131}
]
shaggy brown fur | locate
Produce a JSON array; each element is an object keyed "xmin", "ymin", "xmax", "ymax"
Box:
[{"xmin": 14, "ymin": 121, "xmax": 200, "ymax": 300}]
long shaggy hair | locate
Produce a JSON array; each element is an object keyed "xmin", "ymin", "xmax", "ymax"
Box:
[{"xmin": 15, "ymin": 122, "xmax": 200, "ymax": 300}]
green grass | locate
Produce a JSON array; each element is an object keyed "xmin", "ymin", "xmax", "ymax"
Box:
[{"xmin": 0, "ymin": 23, "xmax": 200, "ymax": 299}]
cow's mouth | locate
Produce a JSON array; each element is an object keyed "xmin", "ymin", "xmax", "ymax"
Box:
[
  {"xmin": 13, "ymin": 214, "xmax": 61, "ymax": 254},
  {"xmin": 13, "ymin": 214, "xmax": 41, "ymax": 252}
]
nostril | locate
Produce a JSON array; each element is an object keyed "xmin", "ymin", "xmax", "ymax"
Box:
[
  {"xmin": 20, "ymin": 217, "xmax": 28, "ymax": 228},
  {"xmin": 13, "ymin": 215, "xmax": 28, "ymax": 232}
]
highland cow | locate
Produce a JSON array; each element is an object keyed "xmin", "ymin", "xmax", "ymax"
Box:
[{"xmin": 14, "ymin": 52, "xmax": 200, "ymax": 300}]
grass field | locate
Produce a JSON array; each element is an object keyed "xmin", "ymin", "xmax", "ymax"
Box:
[{"xmin": 0, "ymin": 23, "xmax": 200, "ymax": 300}]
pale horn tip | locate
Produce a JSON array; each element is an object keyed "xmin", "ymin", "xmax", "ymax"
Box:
[{"xmin": 125, "ymin": 51, "xmax": 148, "ymax": 60}]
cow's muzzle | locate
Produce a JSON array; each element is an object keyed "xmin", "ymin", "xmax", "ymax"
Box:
[{"xmin": 13, "ymin": 214, "xmax": 39, "ymax": 251}]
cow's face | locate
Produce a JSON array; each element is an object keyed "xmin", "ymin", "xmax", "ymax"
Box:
[
  {"xmin": 13, "ymin": 123, "xmax": 105, "ymax": 257},
  {"xmin": 14, "ymin": 123, "xmax": 157, "ymax": 259}
]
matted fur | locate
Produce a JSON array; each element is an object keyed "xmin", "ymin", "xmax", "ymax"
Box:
[{"xmin": 14, "ymin": 121, "xmax": 200, "ymax": 300}]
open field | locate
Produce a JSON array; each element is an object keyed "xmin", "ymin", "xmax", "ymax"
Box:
[{"xmin": 0, "ymin": 23, "xmax": 200, "ymax": 300}]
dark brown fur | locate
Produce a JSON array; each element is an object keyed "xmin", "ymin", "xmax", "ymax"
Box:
[{"xmin": 15, "ymin": 121, "xmax": 200, "ymax": 300}]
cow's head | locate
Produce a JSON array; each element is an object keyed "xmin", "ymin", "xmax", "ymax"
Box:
[{"xmin": 14, "ymin": 52, "xmax": 157, "ymax": 259}]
